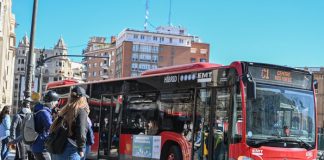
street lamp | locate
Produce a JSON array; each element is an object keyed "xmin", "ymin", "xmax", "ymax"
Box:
[
  {"xmin": 36, "ymin": 48, "xmax": 45, "ymax": 95},
  {"xmin": 24, "ymin": 0, "xmax": 38, "ymax": 107}
]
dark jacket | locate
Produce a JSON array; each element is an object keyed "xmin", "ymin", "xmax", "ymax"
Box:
[
  {"xmin": 10, "ymin": 109, "xmax": 29, "ymax": 159},
  {"xmin": 32, "ymin": 103, "xmax": 53, "ymax": 153},
  {"xmin": 67, "ymin": 107, "xmax": 88, "ymax": 152}
]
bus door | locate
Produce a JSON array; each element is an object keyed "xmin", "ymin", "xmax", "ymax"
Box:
[
  {"xmin": 192, "ymin": 87, "xmax": 233, "ymax": 160},
  {"xmin": 98, "ymin": 94, "xmax": 122, "ymax": 159}
]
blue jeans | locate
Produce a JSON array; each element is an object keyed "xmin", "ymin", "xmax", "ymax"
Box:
[
  {"xmin": 52, "ymin": 142, "xmax": 82, "ymax": 160},
  {"xmin": 80, "ymin": 145, "xmax": 90, "ymax": 160},
  {"xmin": 1, "ymin": 137, "xmax": 9, "ymax": 160}
]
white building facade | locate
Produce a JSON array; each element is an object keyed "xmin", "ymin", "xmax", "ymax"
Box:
[
  {"xmin": 13, "ymin": 36, "xmax": 84, "ymax": 112},
  {"xmin": 0, "ymin": 0, "xmax": 16, "ymax": 109}
]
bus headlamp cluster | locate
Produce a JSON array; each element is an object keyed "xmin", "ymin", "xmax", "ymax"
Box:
[{"xmin": 238, "ymin": 156, "xmax": 254, "ymax": 160}]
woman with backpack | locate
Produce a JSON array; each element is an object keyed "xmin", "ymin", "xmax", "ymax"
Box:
[
  {"xmin": 0, "ymin": 105, "xmax": 11, "ymax": 160},
  {"xmin": 50, "ymin": 86, "xmax": 89, "ymax": 160}
]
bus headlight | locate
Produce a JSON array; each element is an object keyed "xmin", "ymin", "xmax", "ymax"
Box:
[{"xmin": 238, "ymin": 156, "xmax": 254, "ymax": 160}]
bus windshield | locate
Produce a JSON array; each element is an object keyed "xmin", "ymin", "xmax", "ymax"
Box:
[{"xmin": 246, "ymin": 84, "xmax": 315, "ymax": 148}]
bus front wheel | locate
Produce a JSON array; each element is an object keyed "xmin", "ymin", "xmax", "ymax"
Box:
[{"xmin": 165, "ymin": 145, "xmax": 182, "ymax": 160}]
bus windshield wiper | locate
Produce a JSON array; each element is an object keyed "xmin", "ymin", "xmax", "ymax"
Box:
[
  {"xmin": 289, "ymin": 138, "xmax": 313, "ymax": 149},
  {"xmin": 251, "ymin": 137, "xmax": 284, "ymax": 146},
  {"xmin": 250, "ymin": 137, "xmax": 312, "ymax": 149}
]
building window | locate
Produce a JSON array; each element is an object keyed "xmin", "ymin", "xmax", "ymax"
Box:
[
  {"xmin": 169, "ymin": 38, "xmax": 173, "ymax": 43},
  {"xmin": 132, "ymin": 44, "xmax": 139, "ymax": 52},
  {"xmin": 179, "ymin": 39, "xmax": 184, "ymax": 43},
  {"xmin": 152, "ymin": 55, "xmax": 158, "ymax": 62},
  {"xmin": 180, "ymin": 30, "xmax": 184, "ymax": 34},
  {"xmin": 200, "ymin": 58, "xmax": 207, "ymax": 62},
  {"xmin": 100, "ymin": 70, "xmax": 103, "ymax": 75},
  {"xmin": 94, "ymin": 63, "xmax": 97, "ymax": 67},
  {"xmin": 88, "ymin": 64, "xmax": 91, "ymax": 68},
  {"xmin": 153, "ymin": 36, "xmax": 158, "ymax": 41},
  {"xmin": 131, "ymin": 72, "xmax": 138, "ymax": 77},
  {"xmin": 191, "ymin": 58, "xmax": 196, "ymax": 62},
  {"xmin": 131, "ymin": 63, "xmax": 138, "ymax": 71},
  {"xmin": 93, "ymin": 72, "xmax": 97, "ymax": 76},
  {"xmin": 134, "ymin": 34, "xmax": 138, "ymax": 39},
  {"xmin": 160, "ymin": 37, "xmax": 164, "ymax": 42},
  {"xmin": 151, "ymin": 65, "xmax": 157, "ymax": 69},
  {"xmin": 140, "ymin": 35, "xmax": 145, "ymax": 39},
  {"xmin": 191, "ymin": 48, "xmax": 197, "ymax": 53},
  {"xmin": 200, "ymin": 49, "xmax": 207, "ymax": 54},
  {"xmin": 132, "ymin": 53, "xmax": 138, "ymax": 61}
]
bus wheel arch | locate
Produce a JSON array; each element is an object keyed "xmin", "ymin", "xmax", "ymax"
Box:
[{"xmin": 161, "ymin": 141, "xmax": 183, "ymax": 160}]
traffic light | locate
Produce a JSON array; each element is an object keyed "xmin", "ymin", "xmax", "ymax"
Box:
[{"xmin": 37, "ymin": 52, "xmax": 45, "ymax": 67}]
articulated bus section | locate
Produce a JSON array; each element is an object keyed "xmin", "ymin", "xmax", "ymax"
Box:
[{"xmin": 47, "ymin": 62, "xmax": 317, "ymax": 160}]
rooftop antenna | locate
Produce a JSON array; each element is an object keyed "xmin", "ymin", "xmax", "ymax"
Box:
[
  {"xmin": 168, "ymin": 0, "xmax": 172, "ymax": 26},
  {"xmin": 144, "ymin": 0, "xmax": 149, "ymax": 30}
]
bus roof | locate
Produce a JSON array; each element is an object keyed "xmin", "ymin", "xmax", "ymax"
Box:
[
  {"xmin": 47, "ymin": 62, "xmax": 224, "ymax": 90},
  {"xmin": 141, "ymin": 62, "xmax": 222, "ymax": 76},
  {"xmin": 46, "ymin": 79, "xmax": 78, "ymax": 90}
]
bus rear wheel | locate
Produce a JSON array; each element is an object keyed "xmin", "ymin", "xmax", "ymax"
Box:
[{"xmin": 165, "ymin": 145, "xmax": 182, "ymax": 160}]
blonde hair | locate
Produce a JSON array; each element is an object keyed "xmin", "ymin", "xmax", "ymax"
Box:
[{"xmin": 50, "ymin": 96, "xmax": 90, "ymax": 135}]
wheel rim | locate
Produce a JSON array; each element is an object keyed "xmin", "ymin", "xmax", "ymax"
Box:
[{"xmin": 167, "ymin": 153, "xmax": 175, "ymax": 160}]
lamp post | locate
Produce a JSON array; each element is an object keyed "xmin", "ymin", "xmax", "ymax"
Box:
[{"xmin": 24, "ymin": 0, "xmax": 38, "ymax": 107}]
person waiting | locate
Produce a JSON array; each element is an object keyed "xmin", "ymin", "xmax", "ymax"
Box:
[{"xmin": 146, "ymin": 120, "xmax": 158, "ymax": 135}]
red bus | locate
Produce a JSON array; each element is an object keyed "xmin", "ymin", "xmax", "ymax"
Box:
[{"xmin": 47, "ymin": 61, "xmax": 317, "ymax": 160}]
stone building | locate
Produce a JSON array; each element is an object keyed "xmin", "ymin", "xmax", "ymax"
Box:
[
  {"xmin": 0, "ymin": 0, "xmax": 16, "ymax": 109},
  {"xmin": 13, "ymin": 36, "xmax": 83, "ymax": 112}
]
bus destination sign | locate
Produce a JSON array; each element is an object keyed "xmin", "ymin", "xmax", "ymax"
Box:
[
  {"xmin": 249, "ymin": 66, "xmax": 312, "ymax": 90},
  {"xmin": 163, "ymin": 71, "xmax": 213, "ymax": 84}
]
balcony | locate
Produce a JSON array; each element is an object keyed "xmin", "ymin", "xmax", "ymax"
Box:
[
  {"xmin": 101, "ymin": 64, "xmax": 109, "ymax": 70},
  {"xmin": 101, "ymin": 73, "xmax": 109, "ymax": 79},
  {"xmin": 82, "ymin": 67, "xmax": 88, "ymax": 72}
]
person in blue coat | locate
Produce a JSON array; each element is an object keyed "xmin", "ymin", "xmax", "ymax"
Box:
[
  {"xmin": 32, "ymin": 91, "xmax": 59, "ymax": 160},
  {"xmin": 0, "ymin": 105, "xmax": 11, "ymax": 160}
]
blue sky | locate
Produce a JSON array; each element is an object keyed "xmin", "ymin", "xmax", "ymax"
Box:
[{"xmin": 13, "ymin": 0, "xmax": 324, "ymax": 67}]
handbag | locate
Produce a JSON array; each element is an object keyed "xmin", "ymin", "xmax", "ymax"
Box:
[{"xmin": 45, "ymin": 116, "xmax": 68, "ymax": 154}]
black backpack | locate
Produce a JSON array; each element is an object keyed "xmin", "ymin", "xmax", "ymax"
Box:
[
  {"xmin": 45, "ymin": 116, "xmax": 68, "ymax": 154},
  {"xmin": 86, "ymin": 125, "xmax": 94, "ymax": 145}
]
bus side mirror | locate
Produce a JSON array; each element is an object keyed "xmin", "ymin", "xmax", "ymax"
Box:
[
  {"xmin": 247, "ymin": 79, "xmax": 256, "ymax": 100},
  {"xmin": 314, "ymin": 80, "xmax": 318, "ymax": 90}
]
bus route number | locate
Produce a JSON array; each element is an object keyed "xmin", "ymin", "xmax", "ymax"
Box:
[{"xmin": 261, "ymin": 68, "xmax": 270, "ymax": 80}]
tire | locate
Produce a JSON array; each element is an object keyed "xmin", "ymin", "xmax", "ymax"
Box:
[{"xmin": 164, "ymin": 145, "xmax": 182, "ymax": 160}]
